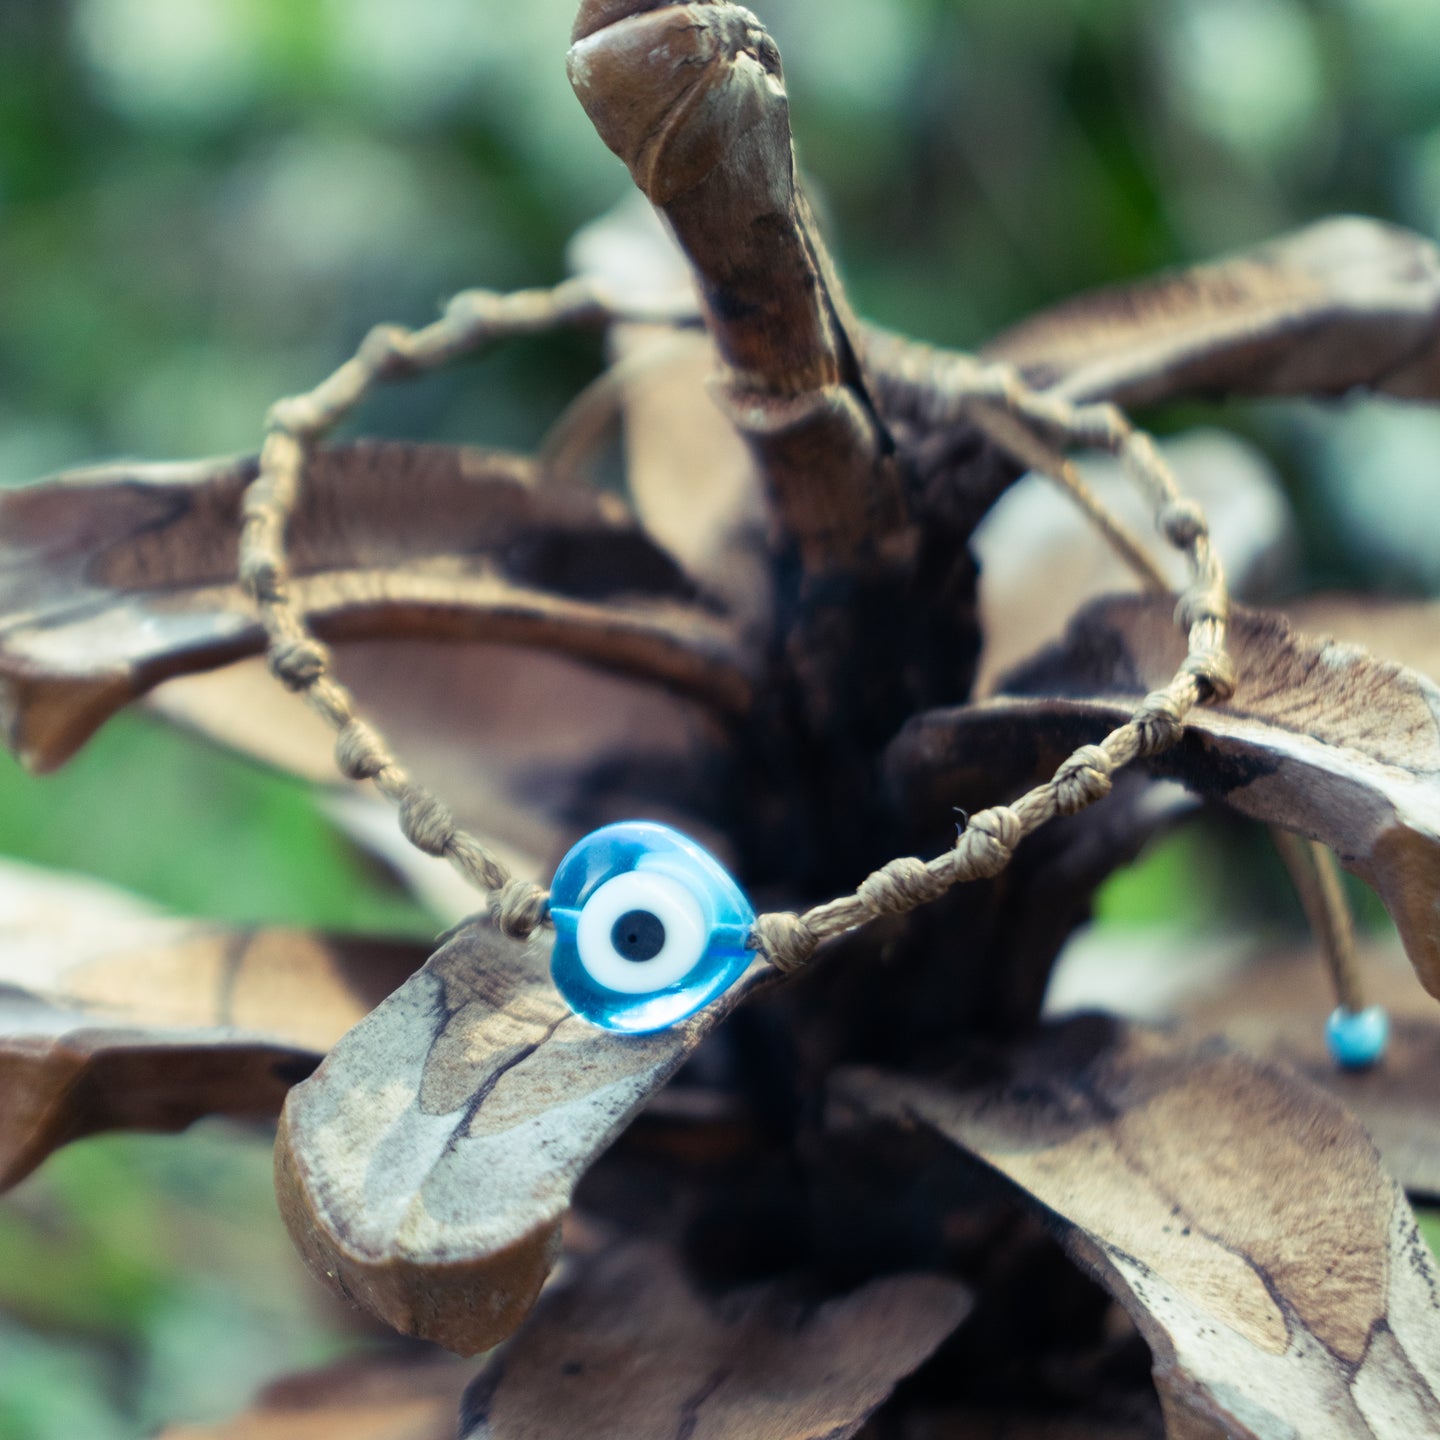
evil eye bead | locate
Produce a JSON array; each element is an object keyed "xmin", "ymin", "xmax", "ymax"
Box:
[
  {"xmin": 1325, "ymin": 1005, "xmax": 1390, "ymax": 1070},
  {"xmin": 575, "ymin": 870, "xmax": 708, "ymax": 994},
  {"xmin": 549, "ymin": 820, "xmax": 755, "ymax": 1033}
]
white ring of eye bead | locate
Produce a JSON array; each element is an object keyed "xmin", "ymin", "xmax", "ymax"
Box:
[{"xmin": 574, "ymin": 870, "xmax": 710, "ymax": 994}]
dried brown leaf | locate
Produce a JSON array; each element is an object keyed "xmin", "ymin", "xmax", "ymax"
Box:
[
  {"xmin": 835, "ymin": 1017, "xmax": 1440, "ymax": 1438},
  {"xmin": 157, "ymin": 1352, "xmax": 472, "ymax": 1440},
  {"xmin": 1184, "ymin": 939, "xmax": 1440, "ymax": 1201},
  {"xmin": 984, "ymin": 217, "xmax": 1440, "ymax": 407},
  {"xmin": 0, "ymin": 441, "xmax": 752, "ymax": 772},
  {"xmin": 149, "ymin": 639, "xmax": 739, "ymax": 894},
  {"xmin": 458, "ymin": 1240, "xmax": 970, "ymax": 1440},
  {"xmin": 889, "ymin": 597, "xmax": 1440, "ymax": 999},
  {"xmin": 556, "ymin": 204, "xmax": 767, "ymax": 599},
  {"xmin": 607, "ymin": 323, "xmax": 773, "ymax": 632},
  {"xmin": 0, "ymin": 860, "xmax": 423, "ymax": 1189},
  {"xmin": 275, "ymin": 919, "xmax": 773, "ymax": 1356},
  {"xmin": 1282, "ymin": 595, "xmax": 1440, "ymax": 681}
]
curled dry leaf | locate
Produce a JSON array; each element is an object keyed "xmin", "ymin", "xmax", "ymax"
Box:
[
  {"xmin": 568, "ymin": 0, "xmax": 905, "ymax": 574},
  {"xmin": 156, "ymin": 1352, "xmax": 472, "ymax": 1440},
  {"xmin": 982, "ymin": 217, "xmax": 1440, "ymax": 407},
  {"xmin": 0, "ymin": 858, "xmax": 424, "ymax": 1190},
  {"xmin": 275, "ymin": 919, "xmax": 773, "ymax": 1357},
  {"xmin": 0, "ymin": 440, "xmax": 753, "ymax": 772},
  {"xmin": 834, "ymin": 1017, "xmax": 1440, "ymax": 1439},
  {"xmin": 888, "ymin": 596, "xmax": 1440, "ymax": 999},
  {"xmin": 458, "ymin": 1240, "xmax": 971, "ymax": 1440},
  {"xmin": 569, "ymin": 1, "xmax": 986, "ymax": 758}
]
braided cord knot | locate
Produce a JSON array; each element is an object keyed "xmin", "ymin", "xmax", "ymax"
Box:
[
  {"xmin": 1133, "ymin": 690, "xmax": 1185, "ymax": 755},
  {"xmin": 335, "ymin": 718, "xmax": 390, "ymax": 780},
  {"xmin": 492, "ymin": 878, "xmax": 551, "ymax": 940},
  {"xmin": 268, "ymin": 636, "xmax": 330, "ymax": 690},
  {"xmin": 1053, "ymin": 744, "xmax": 1115, "ymax": 816},
  {"xmin": 856, "ymin": 855, "xmax": 950, "ymax": 916},
  {"xmin": 399, "ymin": 786, "xmax": 457, "ymax": 857},
  {"xmin": 956, "ymin": 805, "xmax": 1022, "ymax": 879},
  {"xmin": 751, "ymin": 912, "xmax": 820, "ymax": 973}
]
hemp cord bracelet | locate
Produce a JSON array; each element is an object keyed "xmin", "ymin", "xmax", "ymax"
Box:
[{"xmin": 236, "ymin": 280, "xmax": 1235, "ymax": 977}]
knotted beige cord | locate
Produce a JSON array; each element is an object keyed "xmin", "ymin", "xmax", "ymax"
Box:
[
  {"xmin": 238, "ymin": 290, "xmax": 1234, "ymax": 969},
  {"xmin": 240, "ymin": 280, "xmax": 613, "ymax": 938},
  {"xmin": 750, "ymin": 348, "xmax": 1235, "ymax": 971}
]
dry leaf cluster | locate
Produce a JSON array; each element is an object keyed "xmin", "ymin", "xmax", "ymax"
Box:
[{"xmin": 3, "ymin": 2, "xmax": 1440, "ymax": 1436}]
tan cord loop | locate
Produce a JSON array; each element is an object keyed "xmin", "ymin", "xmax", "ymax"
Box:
[
  {"xmin": 238, "ymin": 289, "xmax": 1237, "ymax": 973},
  {"xmin": 235, "ymin": 280, "xmax": 623, "ymax": 941},
  {"xmin": 359, "ymin": 323, "xmax": 411, "ymax": 374},
  {"xmin": 305, "ymin": 677, "xmax": 354, "ymax": 731},
  {"xmin": 1174, "ymin": 586, "xmax": 1227, "ymax": 632},
  {"xmin": 444, "ymin": 832, "xmax": 511, "ymax": 894},
  {"xmin": 268, "ymin": 636, "xmax": 331, "ymax": 690},
  {"xmin": 1052, "ymin": 744, "xmax": 1115, "ymax": 816},
  {"xmin": 949, "ymin": 804, "xmax": 1022, "ymax": 881},
  {"xmin": 750, "ymin": 911, "xmax": 821, "ymax": 974},
  {"xmin": 240, "ymin": 553, "xmax": 285, "ymax": 604},
  {"xmin": 757, "ymin": 343, "xmax": 1238, "ymax": 972}
]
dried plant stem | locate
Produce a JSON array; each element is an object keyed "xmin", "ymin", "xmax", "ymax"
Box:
[
  {"xmin": 1272, "ymin": 828, "xmax": 1365, "ymax": 1013},
  {"xmin": 972, "ymin": 403, "xmax": 1170, "ymax": 595}
]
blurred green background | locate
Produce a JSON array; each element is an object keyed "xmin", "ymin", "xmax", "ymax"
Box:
[{"xmin": 1, "ymin": 0, "xmax": 1437, "ymax": 1435}]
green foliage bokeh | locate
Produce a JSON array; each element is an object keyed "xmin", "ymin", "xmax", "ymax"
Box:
[{"xmin": 0, "ymin": 1, "xmax": 1437, "ymax": 1435}]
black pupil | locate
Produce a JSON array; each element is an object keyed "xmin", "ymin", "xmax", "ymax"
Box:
[{"xmin": 611, "ymin": 909, "xmax": 666, "ymax": 962}]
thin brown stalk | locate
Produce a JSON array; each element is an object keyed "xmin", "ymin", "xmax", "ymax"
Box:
[{"xmin": 1272, "ymin": 827, "xmax": 1364, "ymax": 1013}]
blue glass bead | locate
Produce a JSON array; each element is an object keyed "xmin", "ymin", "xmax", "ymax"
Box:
[
  {"xmin": 1325, "ymin": 1005, "xmax": 1389, "ymax": 1070},
  {"xmin": 549, "ymin": 820, "xmax": 756, "ymax": 1033}
]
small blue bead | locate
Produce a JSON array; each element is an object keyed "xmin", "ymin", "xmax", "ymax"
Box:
[
  {"xmin": 1325, "ymin": 1005, "xmax": 1390, "ymax": 1070},
  {"xmin": 549, "ymin": 820, "xmax": 756, "ymax": 1034}
]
